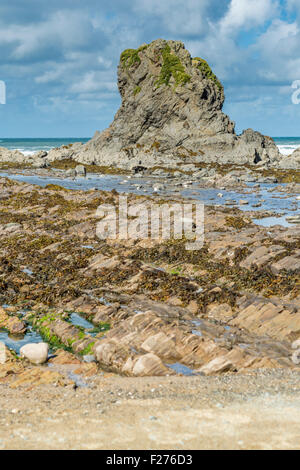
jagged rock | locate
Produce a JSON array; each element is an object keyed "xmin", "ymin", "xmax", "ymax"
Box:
[
  {"xmin": 0, "ymin": 306, "xmax": 26, "ymax": 335},
  {"xmin": 75, "ymin": 164, "xmax": 87, "ymax": 177},
  {"xmin": 20, "ymin": 343, "xmax": 49, "ymax": 365},
  {"xmin": 0, "ymin": 147, "xmax": 28, "ymax": 163},
  {"xmin": 9, "ymin": 367, "xmax": 73, "ymax": 388},
  {"xmin": 230, "ymin": 296, "xmax": 300, "ymax": 342},
  {"xmin": 71, "ymin": 39, "xmax": 282, "ymax": 169},
  {"xmin": 131, "ymin": 353, "xmax": 170, "ymax": 377},
  {"xmin": 197, "ymin": 354, "xmax": 235, "ymax": 376},
  {"xmin": 271, "ymin": 255, "xmax": 300, "ymax": 275},
  {"xmin": 35, "ymin": 151, "xmax": 48, "ymax": 158},
  {"xmin": 0, "ymin": 39, "xmax": 298, "ymax": 170},
  {"xmin": 95, "ymin": 340, "xmax": 130, "ymax": 371},
  {"xmin": 48, "ymin": 349, "xmax": 81, "ymax": 365},
  {"xmin": 66, "ymin": 168, "xmax": 76, "ymax": 178},
  {"xmin": 31, "ymin": 158, "xmax": 49, "ymax": 169},
  {"xmin": 278, "ymin": 147, "xmax": 300, "ymax": 169},
  {"xmin": 240, "ymin": 245, "xmax": 285, "ymax": 270},
  {"xmin": 141, "ymin": 332, "xmax": 180, "ymax": 360}
]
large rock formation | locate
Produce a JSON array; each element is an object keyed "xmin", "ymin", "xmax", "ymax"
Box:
[
  {"xmin": 278, "ymin": 147, "xmax": 300, "ymax": 169},
  {"xmin": 74, "ymin": 39, "xmax": 281, "ymax": 169}
]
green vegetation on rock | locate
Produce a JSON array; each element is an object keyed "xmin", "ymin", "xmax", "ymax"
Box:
[
  {"xmin": 193, "ymin": 57, "xmax": 223, "ymax": 90},
  {"xmin": 133, "ymin": 85, "xmax": 141, "ymax": 96},
  {"xmin": 80, "ymin": 342, "xmax": 95, "ymax": 356},
  {"xmin": 156, "ymin": 44, "xmax": 191, "ymax": 88},
  {"xmin": 120, "ymin": 45, "xmax": 148, "ymax": 69}
]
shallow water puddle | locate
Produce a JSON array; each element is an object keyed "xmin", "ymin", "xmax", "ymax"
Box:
[
  {"xmin": 252, "ymin": 215, "xmax": 293, "ymax": 228},
  {"xmin": 97, "ymin": 296, "xmax": 113, "ymax": 307},
  {"xmin": 69, "ymin": 313, "xmax": 94, "ymax": 330},
  {"xmin": 0, "ymin": 326, "xmax": 44, "ymax": 354},
  {"xmin": 166, "ymin": 362, "xmax": 196, "ymax": 376},
  {"xmin": 68, "ymin": 312, "xmax": 101, "ymax": 337},
  {"xmin": 191, "ymin": 330, "xmax": 203, "ymax": 337},
  {"xmin": 47, "ymin": 363, "xmax": 89, "ymax": 388},
  {"xmin": 1, "ymin": 171, "xmax": 298, "ymax": 218},
  {"xmin": 21, "ymin": 268, "xmax": 34, "ymax": 276}
]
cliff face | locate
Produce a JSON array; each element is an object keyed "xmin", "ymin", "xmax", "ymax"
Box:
[{"xmin": 76, "ymin": 39, "xmax": 280, "ymax": 168}]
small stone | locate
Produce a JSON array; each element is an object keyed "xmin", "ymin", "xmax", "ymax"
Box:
[
  {"xmin": 75, "ymin": 165, "xmax": 87, "ymax": 177},
  {"xmin": 292, "ymin": 339, "xmax": 300, "ymax": 350},
  {"xmin": 187, "ymin": 300, "xmax": 198, "ymax": 315},
  {"xmin": 0, "ymin": 342, "xmax": 6, "ymax": 364},
  {"xmin": 20, "ymin": 342, "xmax": 49, "ymax": 365},
  {"xmin": 292, "ymin": 349, "xmax": 300, "ymax": 365},
  {"xmin": 66, "ymin": 168, "xmax": 76, "ymax": 178}
]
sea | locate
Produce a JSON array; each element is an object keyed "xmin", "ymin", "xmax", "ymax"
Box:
[
  {"xmin": 0, "ymin": 137, "xmax": 90, "ymax": 156},
  {"xmin": 0, "ymin": 137, "xmax": 299, "ymax": 156}
]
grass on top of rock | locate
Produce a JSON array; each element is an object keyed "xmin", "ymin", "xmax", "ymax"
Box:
[
  {"xmin": 193, "ymin": 57, "xmax": 223, "ymax": 90},
  {"xmin": 120, "ymin": 45, "xmax": 148, "ymax": 69},
  {"xmin": 156, "ymin": 44, "xmax": 191, "ymax": 89}
]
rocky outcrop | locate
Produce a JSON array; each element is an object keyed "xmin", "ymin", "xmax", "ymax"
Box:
[
  {"xmin": 0, "ymin": 306, "xmax": 26, "ymax": 335},
  {"xmin": 278, "ymin": 147, "xmax": 300, "ymax": 169},
  {"xmin": 0, "ymin": 39, "xmax": 298, "ymax": 171},
  {"xmin": 72, "ymin": 39, "xmax": 282, "ymax": 169}
]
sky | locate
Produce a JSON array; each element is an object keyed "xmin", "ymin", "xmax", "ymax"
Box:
[{"xmin": 0, "ymin": 0, "xmax": 300, "ymax": 138}]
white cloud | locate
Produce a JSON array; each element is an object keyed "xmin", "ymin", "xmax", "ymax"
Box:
[
  {"xmin": 69, "ymin": 72, "xmax": 117, "ymax": 93},
  {"xmin": 0, "ymin": 10, "xmax": 97, "ymax": 60},
  {"xmin": 132, "ymin": 0, "xmax": 212, "ymax": 35},
  {"xmin": 254, "ymin": 19, "xmax": 300, "ymax": 82},
  {"xmin": 1, "ymin": 0, "xmax": 300, "ymax": 135},
  {"xmin": 220, "ymin": 0, "xmax": 278, "ymax": 33}
]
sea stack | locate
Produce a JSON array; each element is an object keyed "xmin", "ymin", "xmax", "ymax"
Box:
[{"xmin": 77, "ymin": 38, "xmax": 280, "ymax": 169}]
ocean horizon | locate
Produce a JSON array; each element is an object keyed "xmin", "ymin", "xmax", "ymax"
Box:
[
  {"xmin": 0, "ymin": 137, "xmax": 90, "ymax": 156},
  {"xmin": 0, "ymin": 136, "xmax": 299, "ymax": 157}
]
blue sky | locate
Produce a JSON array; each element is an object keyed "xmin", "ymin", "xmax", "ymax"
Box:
[{"xmin": 0, "ymin": 0, "xmax": 300, "ymax": 137}]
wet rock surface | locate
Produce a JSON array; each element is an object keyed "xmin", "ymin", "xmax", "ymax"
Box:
[{"xmin": 0, "ymin": 176, "xmax": 298, "ymax": 384}]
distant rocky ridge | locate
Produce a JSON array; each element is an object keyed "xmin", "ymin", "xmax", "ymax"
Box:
[{"xmin": 0, "ymin": 39, "xmax": 299, "ymax": 171}]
